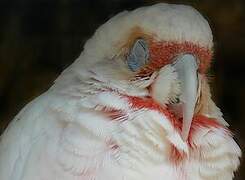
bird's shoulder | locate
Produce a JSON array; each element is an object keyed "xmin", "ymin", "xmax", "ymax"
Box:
[{"xmin": 0, "ymin": 91, "xmax": 122, "ymax": 179}]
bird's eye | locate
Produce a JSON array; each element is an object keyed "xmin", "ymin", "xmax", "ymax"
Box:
[{"xmin": 126, "ymin": 38, "xmax": 149, "ymax": 72}]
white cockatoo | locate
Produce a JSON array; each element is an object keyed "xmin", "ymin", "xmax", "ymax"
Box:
[{"xmin": 0, "ymin": 3, "xmax": 241, "ymax": 180}]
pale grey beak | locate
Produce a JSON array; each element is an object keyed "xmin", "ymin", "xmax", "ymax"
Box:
[{"xmin": 172, "ymin": 54, "xmax": 199, "ymax": 141}]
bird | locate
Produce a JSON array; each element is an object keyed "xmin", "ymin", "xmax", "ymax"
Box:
[{"xmin": 0, "ymin": 3, "xmax": 241, "ymax": 180}]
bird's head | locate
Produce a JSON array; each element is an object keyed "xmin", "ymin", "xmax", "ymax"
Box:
[{"xmin": 57, "ymin": 3, "xmax": 226, "ymax": 140}]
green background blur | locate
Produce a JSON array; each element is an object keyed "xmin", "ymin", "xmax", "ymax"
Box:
[{"xmin": 0, "ymin": 0, "xmax": 244, "ymax": 179}]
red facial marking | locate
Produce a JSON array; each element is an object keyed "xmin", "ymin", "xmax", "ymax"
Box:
[
  {"xmin": 126, "ymin": 96, "xmax": 226, "ymax": 136},
  {"xmin": 139, "ymin": 41, "xmax": 212, "ymax": 75},
  {"xmin": 126, "ymin": 96, "xmax": 228, "ymax": 163},
  {"xmin": 192, "ymin": 115, "xmax": 224, "ymax": 129},
  {"xmin": 99, "ymin": 94, "xmax": 228, "ymax": 164},
  {"xmin": 127, "ymin": 96, "xmax": 181, "ymax": 130}
]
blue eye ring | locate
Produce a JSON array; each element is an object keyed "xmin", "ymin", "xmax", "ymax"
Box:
[{"xmin": 127, "ymin": 38, "xmax": 149, "ymax": 72}]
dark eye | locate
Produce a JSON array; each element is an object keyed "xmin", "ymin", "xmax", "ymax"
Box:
[{"xmin": 126, "ymin": 38, "xmax": 149, "ymax": 71}]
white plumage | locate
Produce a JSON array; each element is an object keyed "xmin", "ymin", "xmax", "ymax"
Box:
[{"xmin": 0, "ymin": 3, "xmax": 241, "ymax": 180}]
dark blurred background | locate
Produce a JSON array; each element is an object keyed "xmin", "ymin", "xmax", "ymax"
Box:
[{"xmin": 0, "ymin": 0, "xmax": 244, "ymax": 179}]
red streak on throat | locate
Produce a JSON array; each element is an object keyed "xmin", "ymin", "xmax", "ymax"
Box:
[
  {"xmin": 100, "ymin": 95, "xmax": 228, "ymax": 164},
  {"xmin": 126, "ymin": 96, "xmax": 224, "ymax": 133},
  {"xmin": 126, "ymin": 96, "xmax": 227, "ymax": 163}
]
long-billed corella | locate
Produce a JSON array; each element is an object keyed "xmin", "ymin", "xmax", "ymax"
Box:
[{"xmin": 0, "ymin": 3, "xmax": 241, "ymax": 180}]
